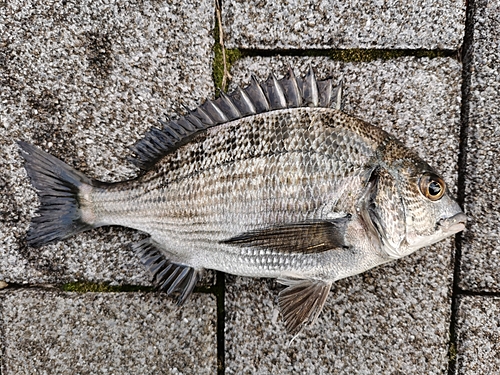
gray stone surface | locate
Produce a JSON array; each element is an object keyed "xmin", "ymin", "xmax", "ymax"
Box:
[
  {"xmin": 0, "ymin": 289, "xmax": 217, "ymax": 374},
  {"xmin": 225, "ymin": 56, "xmax": 461, "ymax": 374},
  {"xmin": 0, "ymin": 0, "xmax": 215, "ymax": 284},
  {"xmin": 455, "ymin": 296, "xmax": 500, "ymax": 375},
  {"xmin": 222, "ymin": 0, "xmax": 465, "ymax": 50},
  {"xmin": 2, "ymin": 0, "xmax": 496, "ymax": 373},
  {"xmin": 459, "ymin": 0, "xmax": 500, "ymax": 291}
]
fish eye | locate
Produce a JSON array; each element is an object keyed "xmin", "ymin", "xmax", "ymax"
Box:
[{"xmin": 419, "ymin": 174, "xmax": 446, "ymax": 201}]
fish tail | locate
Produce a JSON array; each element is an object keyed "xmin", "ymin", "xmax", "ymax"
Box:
[{"xmin": 18, "ymin": 141, "xmax": 97, "ymax": 247}]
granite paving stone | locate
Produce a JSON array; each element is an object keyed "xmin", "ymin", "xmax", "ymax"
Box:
[
  {"xmin": 0, "ymin": 0, "xmax": 215, "ymax": 285},
  {"xmin": 0, "ymin": 289, "xmax": 217, "ymax": 374},
  {"xmin": 459, "ymin": 0, "xmax": 500, "ymax": 291},
  {"xmin": 224, "ymin": 56, "xmax": 461, "ymax": 374},
  {"xmin": 0, "ymin": 0, "xmax": 493, "ymax": 373},
  {"xmin": 455, "ymin": 296, "xmax": 500, "ymax": 375},
  {"xmin": 222, "ymin": 0, "xmax": 466, "ymax": 50}
]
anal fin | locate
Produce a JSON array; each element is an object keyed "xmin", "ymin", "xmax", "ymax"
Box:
[
  {"xmin": 132, "ymin": 239, "xmax": 201, "ymax": 305},
  {"xmin": 278, "ymin": 278, "xmax": 332, "ymax": 336}
]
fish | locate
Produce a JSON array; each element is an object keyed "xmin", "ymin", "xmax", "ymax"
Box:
[{"xmin": 18, "ymin": 66, "xmax": 466, "ymax": 335}]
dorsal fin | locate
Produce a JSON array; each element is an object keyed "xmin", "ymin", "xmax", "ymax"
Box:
[{"xmin": 129, "ymin": 67, "xmax": 344, "ymax": 170}]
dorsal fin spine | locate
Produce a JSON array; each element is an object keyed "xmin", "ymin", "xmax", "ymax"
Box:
[
  {"xmin": 202, "ymin": 100, "xmax": 228, "ymax": 124},
  {"xmin": 333, "ymin": 80, "xmax": 343, "ymax": 110},
  {"xmin": 183, "ymin": 113, "xmax": 205, "ymax": 129},
  {"xmin": 246, "ymin": 74, "xmax": 270, "ymax": 112},
  {"xmin": 149, "ymin": 258, "xmax": 167, "ymax": 274},
  {"xmin": 149, "ymin": 127, "xmax": 173, "ymax": 149},
  {"xmin": 162, "ymin": 122, "xmax": 183, "ymax": 141},
  {"xmin": 317, "ymin": 78, "xmax": 333, "ymax": 108},
  {"xmin": 160, "ymin": 267, "xmax": 182, "ymax": 290},
  {"xmin": 231, "ymin": 86, "xmax": 257, "ymax": 116},
  {"xmin": 217, "ymin": 91, "xmax": 242, "ymax": 120},
  {"xmin": 170, "ymin": 120, "xmax": 190, "ymax": 136},
  {"xmin": 176, "ymin": 117, "xmax": 197, "ymax": 132},
  {"xmin": 191, "ymin": 106, "xmax": 216, "ymax": 126},
  {"xmin": 303, "ymin": 65, "xmax": 319, "ymax": 106},
  {"xmin": 156, "ymin": 263, "xmax": 174, "ymax": 283},
  {"xmin": 262, "ymin": 73, "xmax": 287, "ymax": 110},
  {"xmin": 272, "ymin": 73, "xmax": 287, "ymax": 108},
  {"xmin": 280, "ymin": 67, "xmax": 302, "ymax": 108}
]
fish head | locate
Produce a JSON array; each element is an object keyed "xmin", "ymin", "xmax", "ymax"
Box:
[{"xmin": 366, "ymin": 140, "xmax": 466, "ymax": 259}]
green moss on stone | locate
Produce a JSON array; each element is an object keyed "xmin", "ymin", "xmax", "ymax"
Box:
[
  {"xmin": 322, "ymin": 48, "xmax": 455, "ymax": 62},
  {"xmin": 449, "ymin": 342, "xmax": 457, "ymax": 362},
  {"xmin": 212, "ymin": 43, "xmax": 225, "ymax": 90},
  {"xmin": 237, "ymin": 48, "xmax": 456, "ymax": 63},
  {"xmin": 213, "ymin": 46, "xmax": 242, "ymax": 91},
  {"xmin": 61, "ymin": 282, "xmax": 152, "ymax": 293}
]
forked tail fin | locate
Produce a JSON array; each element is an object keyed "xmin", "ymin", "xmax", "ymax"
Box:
[{"xmin": 18, "ymin": 141, "xmax": 96, "ymax": 247}]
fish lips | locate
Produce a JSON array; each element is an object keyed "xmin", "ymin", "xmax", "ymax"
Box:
[
  {"xmin": 404, "ymin": 212, "xmax": 466, "ymax": 256},
  {"xmin": 437, "ymin": 212, "xmax": 467, "ymax": 235}
]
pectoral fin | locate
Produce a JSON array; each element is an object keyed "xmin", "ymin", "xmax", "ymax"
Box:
[
  {"xmin": 221, "ymin": 217, "xmax": 350, "ymax": 254},
  {"xmin": 278, "ymin": 278, "xmax": 332, "ymax": 335}
]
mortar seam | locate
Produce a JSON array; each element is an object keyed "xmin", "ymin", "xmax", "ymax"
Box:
[{"xmin": 447, "ymin": 0, "xmax": 476, "ymax": 373}]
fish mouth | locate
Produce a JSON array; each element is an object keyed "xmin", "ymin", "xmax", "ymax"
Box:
[{"xmin": 437, "ymin": 212, "xmax": 467, "ymax": 234}]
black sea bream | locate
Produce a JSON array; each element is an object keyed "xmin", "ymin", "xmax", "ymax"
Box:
[{"xmin": 19, "ymin": 67, "xmax": 466, "ymax": 334}]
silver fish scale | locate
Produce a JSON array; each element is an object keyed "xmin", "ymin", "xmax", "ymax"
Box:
[{"xmin": 89, "ymin": 107, "xmax": 389, "ymax": 277}]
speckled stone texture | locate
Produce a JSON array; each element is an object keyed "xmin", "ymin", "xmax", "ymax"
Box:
[
  {"xmin": 0, "ymin": 290, "xmax": 217, "ymax": 374},
  {"xmin": 0, "ymin": 0, "xmax": 215, "ymax": 284},
  {"xmin": 222, "ymin": 0, "xmax": 466, "ymax": 50},
  {"xmin": 459, "ymin": 0, "xmax": 500, "ymax": 291},
  {"xmin": 455, "ymin": 296, "xmax": 500, "ymax": 375},
  {"xmin": 225, "ymin": 56, "xmax": 461, "ymax": 374}
]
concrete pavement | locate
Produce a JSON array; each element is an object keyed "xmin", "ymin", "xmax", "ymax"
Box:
[{"xmin": 1, "ymin": 0, "xmax": 498, "ymax": 373}]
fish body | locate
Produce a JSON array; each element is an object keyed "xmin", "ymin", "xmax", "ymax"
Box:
[
  {"xmin": 19, "ymin": 68, "xmax": 466, "ymax": 334},
  {"xmin": 91, "ymin": 108, "xmax": 385, "ymax": 276}
]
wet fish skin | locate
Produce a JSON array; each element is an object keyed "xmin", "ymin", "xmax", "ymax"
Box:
[
  {"xmin": 18, "ymin": 68, "xmax": 466, "ymax": 335},
  {"xmin": 89, "ymin": 109, "xmax": 389, "ymax": 276}
]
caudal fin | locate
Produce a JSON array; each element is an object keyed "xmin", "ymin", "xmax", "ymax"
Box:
[{"xmin": 18, "ymin": 141, "xmax": 96, "ymax": 247}]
